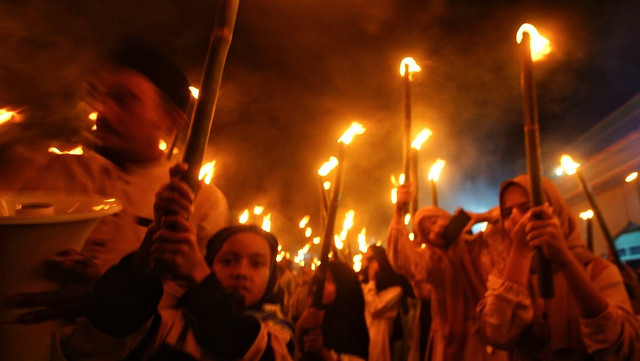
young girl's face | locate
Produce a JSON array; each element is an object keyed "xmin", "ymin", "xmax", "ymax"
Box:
[{"xmin": 212, "ymin": 231, "xmax": 272, "ymax": 306}]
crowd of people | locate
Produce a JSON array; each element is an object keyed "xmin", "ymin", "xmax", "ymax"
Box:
[{"xmin": 3, "ymin": 41, "xmax": 640, "ymax": 361}]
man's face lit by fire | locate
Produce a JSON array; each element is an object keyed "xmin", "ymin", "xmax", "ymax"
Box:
[{"xmin": 87, "ymin": 66, "xmax": 176, "ymax": 164}]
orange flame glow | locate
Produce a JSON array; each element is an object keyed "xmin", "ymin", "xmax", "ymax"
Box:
[
  {"xmin": 48, "ymin": 146, "xmax": 84, "ymax": 155},
  {"xmin": 253, "ymin": 206, "xmax": 264, "ymax": 215},
  {"xmin": 343, "ymin": 210, "xmax": 355, "ymax": 231},
  {"xmin": 391, "ymin": 188, "xmax": 398, "ymax": 204},
  {"xmin": 353, "ymin": 254, "xmax": 363, "ymax": 272},
  {"xmin": 579, "ymin": 209, "xmax": 594, "ymax": 220},
  {"xmin": 88, "ymin": 111, "xmax": 98, "ymax": 121},
  {"xmin": 313, "ymin": 236, "xmax": 321, "ymax": 245},
  {"xmin": 299, "ymin": 215, "xmax": 310, "ymax": 228},
  {"xmin": 158, "ymin": 139, "xmax": 168, "ymax": 151},
  {"xmin": 560, "ymin": 155, "xmax": 580, "ymax": 175},
  {"xmin": 516, "ymin": 23, "xmax": 551, "ymax": 62},
  {"xmin": 261, "ymin": 213, "xmax": 272, "ymax": 232},
  {"xmin": 318, "ymin": 156, "xmax": 339, "ymax": 176},
  {"xmin": 0, "ymin": 108, "xmax": 18, "ymax": 126},
  {"xmin": 399, "ymin": 57, "xmax": 421, "ymax": 78},
  {"xmin": 198, "ymin": 161, "xmax": 216, "ymax": 185},
  {"xmin": 323, "ymin": 181, "xmax": 331, "ymax": 190},
  {"xmin": 428, "ymin": 159, "xmax": 446, "ymax": 182},
  {"xmin": 305, "ymin": 227, "xmax": 312, "ymax": 238},
  {"xmin": 239, "ymin": 209, "xmax": 249, "ymax": 224},
  {"xmin": 626, "ymin": 172, "xmax": 638, "ymax": 183},
  {"xmin": 411, "ymin": 128, "xmax": 433, "ymax": 150},
  {"xmin": 337, "ymin": 122, "xmax": 366, "ymax": 145},
  {"xmin": 189, "ymin": 86, "xmax": 200, "ymax": 99},
  {"xmin": 358, "ymin": 228, "xmax": 368, "ymax": 253}
]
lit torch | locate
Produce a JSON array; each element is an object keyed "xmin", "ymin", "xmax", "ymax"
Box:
[
  {"xmin": 299, "ymin": 215, "xmax": 310, "ymax": 229},
  {"xmin": 411, "ymin": 128, "xmax": 433, "ymax": 215},
  {"xmin": 517, "ymin": 23, "xmax": 553, "ymax": 298},
  {"xmin": 0, "ymin": 108, "xmax": 20, "ymax": 126},
  {"xmin": 428, "ymin": 159, "xmax": 445, "ymax": 207},
  {"xmin": 560, "ymin": 155, "xmax": 621, "ymax": 267},
  {"xmin": 399, "ymin": 57, "xmax": 421, "ymax": 215},
  {"xmin": 579, "ymin": 209, "xmax": 594, "ymax": 252},
  {"xmin": 48, "ymin": 146, "xmax": 84, "ymax": 155},
  {"xmin": 198, "ymin": 160, "xmax": 216, "ymax": 185},
  {"xmin": 313, "ymin": 122, "xmax": 365, "ymax": 308},
  {"xmin": 239, "ymin": 209, "xmax": 249, "ymax": 224},
  {"xmin": 318, "ymin": 156, "xmax": 339, "ymax": 227},
  {"xmin": 261, "ymin": 213, "xmax": 271, "ymax": 232}
]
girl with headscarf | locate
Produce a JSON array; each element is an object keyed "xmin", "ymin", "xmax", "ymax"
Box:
[
  {"xmin": 476, "ymin": 175, "xmax": 640, "ymax": 360},
  {"xmin": 295, "ymin": 261, "xmax": 369, "ymax": 361},
  {"xmin": 386, "ymin": 184, "xmax": 507, "ymax": 361},
  {"xmin": 360, "ymin": 245, "xmax": 414, "ymax": 361},
  {"xmin": 59, "ymin": 165, "xmax": 294, "ymax": 361}
]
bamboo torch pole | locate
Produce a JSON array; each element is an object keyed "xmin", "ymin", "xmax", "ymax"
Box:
[
  {"xmin": 181, "ymin": 0, "xmax": 239, "ymax": 191},
  {"xmin": 517, "ymin": 24, "xmax": 553, "ymax": 298}
]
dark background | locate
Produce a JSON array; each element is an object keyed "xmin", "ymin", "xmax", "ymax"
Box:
[{"xmin": 1, "ymin": 0, "xmax": 639, "ymax": 251}]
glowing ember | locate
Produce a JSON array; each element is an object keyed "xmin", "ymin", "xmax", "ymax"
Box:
[
  {"xmin": 404, "ymin": 213, "xmax": 411, "ymax": 225},
  {"xmin": 391, "ymin": 188, "xmax": 398, "ymax": 204},
  {"xmin": 358, "ymin": 228, "xmax": 368, "ymax": 253},
  {"xmin": 299, "ymin": 215, "xmax": 310, "ymax": 228},
  {"xmin": 626, "ymin": 172, "xmax": 638, "ymax": 183},
  {"xmin": 318, "ymin": 156, "xmax": 339, "ymax": 176},
  {"xmin": 88, "ymin": 111, "xmax": 98, "ymax": 121},
  {"xmin": 91, "ymin": 124, "xmax": 97, "ymax": 131},
  {"xmin": 261, "ymin": 213, "xmax": 272, "ymax": 232},
  {"xmin": 239, "ymin": 209, "xmax": 249, "ymax": 224},
  {"xmin": 337, "ymin": 122, "xmax": 366, "ymax": 145},
  {"xmin": 253, "ymin": 206, "xmax": 264, "ymax": 215},
  {"xmin": 323, "ymin": 181, "xmax": 331, "ymax": 190},
  {"xmin": 189, "ymin": 86, "xmax": 200, "ymax": 99},
  {"xmin": 420, "ymin": 243, "xmax": 426, "ymax": 249},
  {"xmin": 560, "ymin": 155, "xmax": 580, "ymax": 175},
  {"xmin": 399, "ymin": 57, "xmax": 421, "ymax": 78},
  {"xmin": 353, "ymin": 254, "xmax": 363, "ymax": 272},
  {"xmin": 198, "ymin": 161, "xmax": 216, "ymax": 185},
  {"xmin": 411, "ymin": 128, "xmax": 433, "ymax": 150},
  {"xmin": 516, "ymin": 23, "xmax": 551, "ymax": 62},
  {"xmin": 428, "ymin": 159, "xmax": 446, "ymax": 182},
  {"xmin": 579, "ymin": 209, "xmax": 594, "ymax": 220},
  {"xmin": 305, "ymin": 227, "xmax": 312, "ymax": 238},
  {"xmin": 48, "ymin": 146, "xmax": 84, "ymax": 155},
  {"xmin": 158, "ymin": 139, "xmax": 168, "ymax": 151},
  {"xmin": 313, "ymin": 236, "xmax": 320, "ymax": 245}
]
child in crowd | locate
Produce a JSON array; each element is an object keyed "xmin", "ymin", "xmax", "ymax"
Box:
[
  {"xmin": 296, "ymin": 261, "xmax": 369, "ymax": 361},
  {"xmin": 57, "ymin": 164, "xmax": 293, "ymax": 360}
]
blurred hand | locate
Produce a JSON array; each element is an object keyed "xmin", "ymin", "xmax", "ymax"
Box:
[
  {"xmin": 395, "ymin": 183, "xmax": 411, "ymax": 214},
  {"xmin": 151, "ymin": 215, "xmax": 210, "ymax": 285},
  {"xmin": 303, "ymin": 328, "xmax": 325, "ymax": 353},
  {"xmin": 153, "ymin": 163, "xmax": 195, "ymax": 224},
  {"xmin": 517, "ymin": 204, "xmax": 572, "ymax": 268},
  {"xmin": 5, "ymin": 249, "xmax": 99, "ymax": 323}
]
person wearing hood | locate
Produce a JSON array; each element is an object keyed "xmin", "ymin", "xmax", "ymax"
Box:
[
  {"xmin": 476, "ymin": 175, "xmax": 640, "ymax": 360},
  {"xmin": 386, "ymin": 183, "xmax": 507, "ymax": 361},
  {"xmin": 57, "ymin": 164, "xmax": 293, "ymax": 361}
]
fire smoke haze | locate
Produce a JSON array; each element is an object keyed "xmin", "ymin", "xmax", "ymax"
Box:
[{"xmin": 1, "ymin": 0, "xmax": 638, "ymax": 249}]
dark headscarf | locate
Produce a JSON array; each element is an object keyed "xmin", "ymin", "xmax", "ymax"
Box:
[
  {"xmin": 321, "ymin": 261, "xmax": 369, "ymax": 359},
  {"xmin": 204, "ymin": 225, "xmax": 280, "ymax": 309}
]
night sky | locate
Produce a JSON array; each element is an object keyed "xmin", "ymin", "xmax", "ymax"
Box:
[{"xmin": 1, "ymin": 0, "xmax": 639, "ymax": 251}]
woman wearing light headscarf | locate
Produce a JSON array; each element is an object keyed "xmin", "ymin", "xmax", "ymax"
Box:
[
  {"xmin": 386, "ymin": 184, "xmax": 506, "ymax": 361},
  {"xmin": 476, "ymin": 175, "xmax": 640, "ymax": 360}
]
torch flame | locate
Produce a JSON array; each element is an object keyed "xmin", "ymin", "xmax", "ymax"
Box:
[
  {"xmin": 198, "ymin": 161, "xmax": 216, "ymax": 185},
  {"xmin": 313, "ymin": 236, "xmax": 320, "ymax": 245},
  {"xmin": 353, "ymin": 254, "xmax": 363, "ymax": 272},
  {"xmin": 343, "ymin": 210, "xmax": 355, "ymax": 231},
  {"xmin": 261, "ymin": 213, "xmax": 272, "ymax": 232},
  {"xmin": 305, "ymin": 227, "xmax": 312, "ymax": 238},
  {"xmin": 358, "ymin": 228, "xmax": 368, "ymax": 253},
  {"xmin": 516, "ymin": 23, "xmax": 551, "ymax": 62},
  {"xmin": 626, "ymin": 172, "xmax": 638, "ymax": 183},
  {"xmin": 0, "ymin": 108, "xmax": 18, "ymax": 125},
  {"xmin": 579, "ymin": 209, "xmax": 594, "ymax": 220},
  {"xmin": 48, "ymin": 146, "xmax": 84, "ymax": 155},
  {"xmin": 408, "ymin": 233, "xmax": 415, "ymax": 241},
  {"xmin": 299, "ymin": 215, "xmax": 310, "ymax": 228},
  {"xmin": 189, "ymin": 86, "xmax": 200, "ymax": 99},
  {"xmin": 560, "ymin": 155, "xmax": 580, "ymax": 175},
  {"xmin": 404, "ymin": 213, "xmax": 411, "ymax": 225},
  {"xmin": 253, "ymin": 206, "xmax": 264, "ymax": 215},
  {"xmin": 411, "ymin": 128, "xmax": 433, "ymax": 150},
  {"xmin": 323, "ymin": 181, "xmax": 331, "ymax": 190},
  {"xmin": 318, "ymin": 156, "xmax": 339, "ymax": 176},
  {"xmin": 399, "ymin": 57, "xmax": 422, "ymax": 78},
  {"xmin": 428, "ymin": 159, "xmax": 446, "ymax": 181},
  {"xmin": 338, "ymin": 122, "xmax": 366, "ymax": 145},
  {"xmin": 391, "ymin": 188, "xmax": 398, "ymax": 204},
  {"xmin": 158, "ymin": 139, "xmax": 168, "ymax": 151},
  {"xmin": 88, "ymin": 111, "xmax": 98, "ymax": 121},
  {"xmin": 334, "ymin": 234, "xmax": 344, "ymax": 250},
  {"xmin": 239, "ymin": 209, "xmax": 249, "ymax": 224}
]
